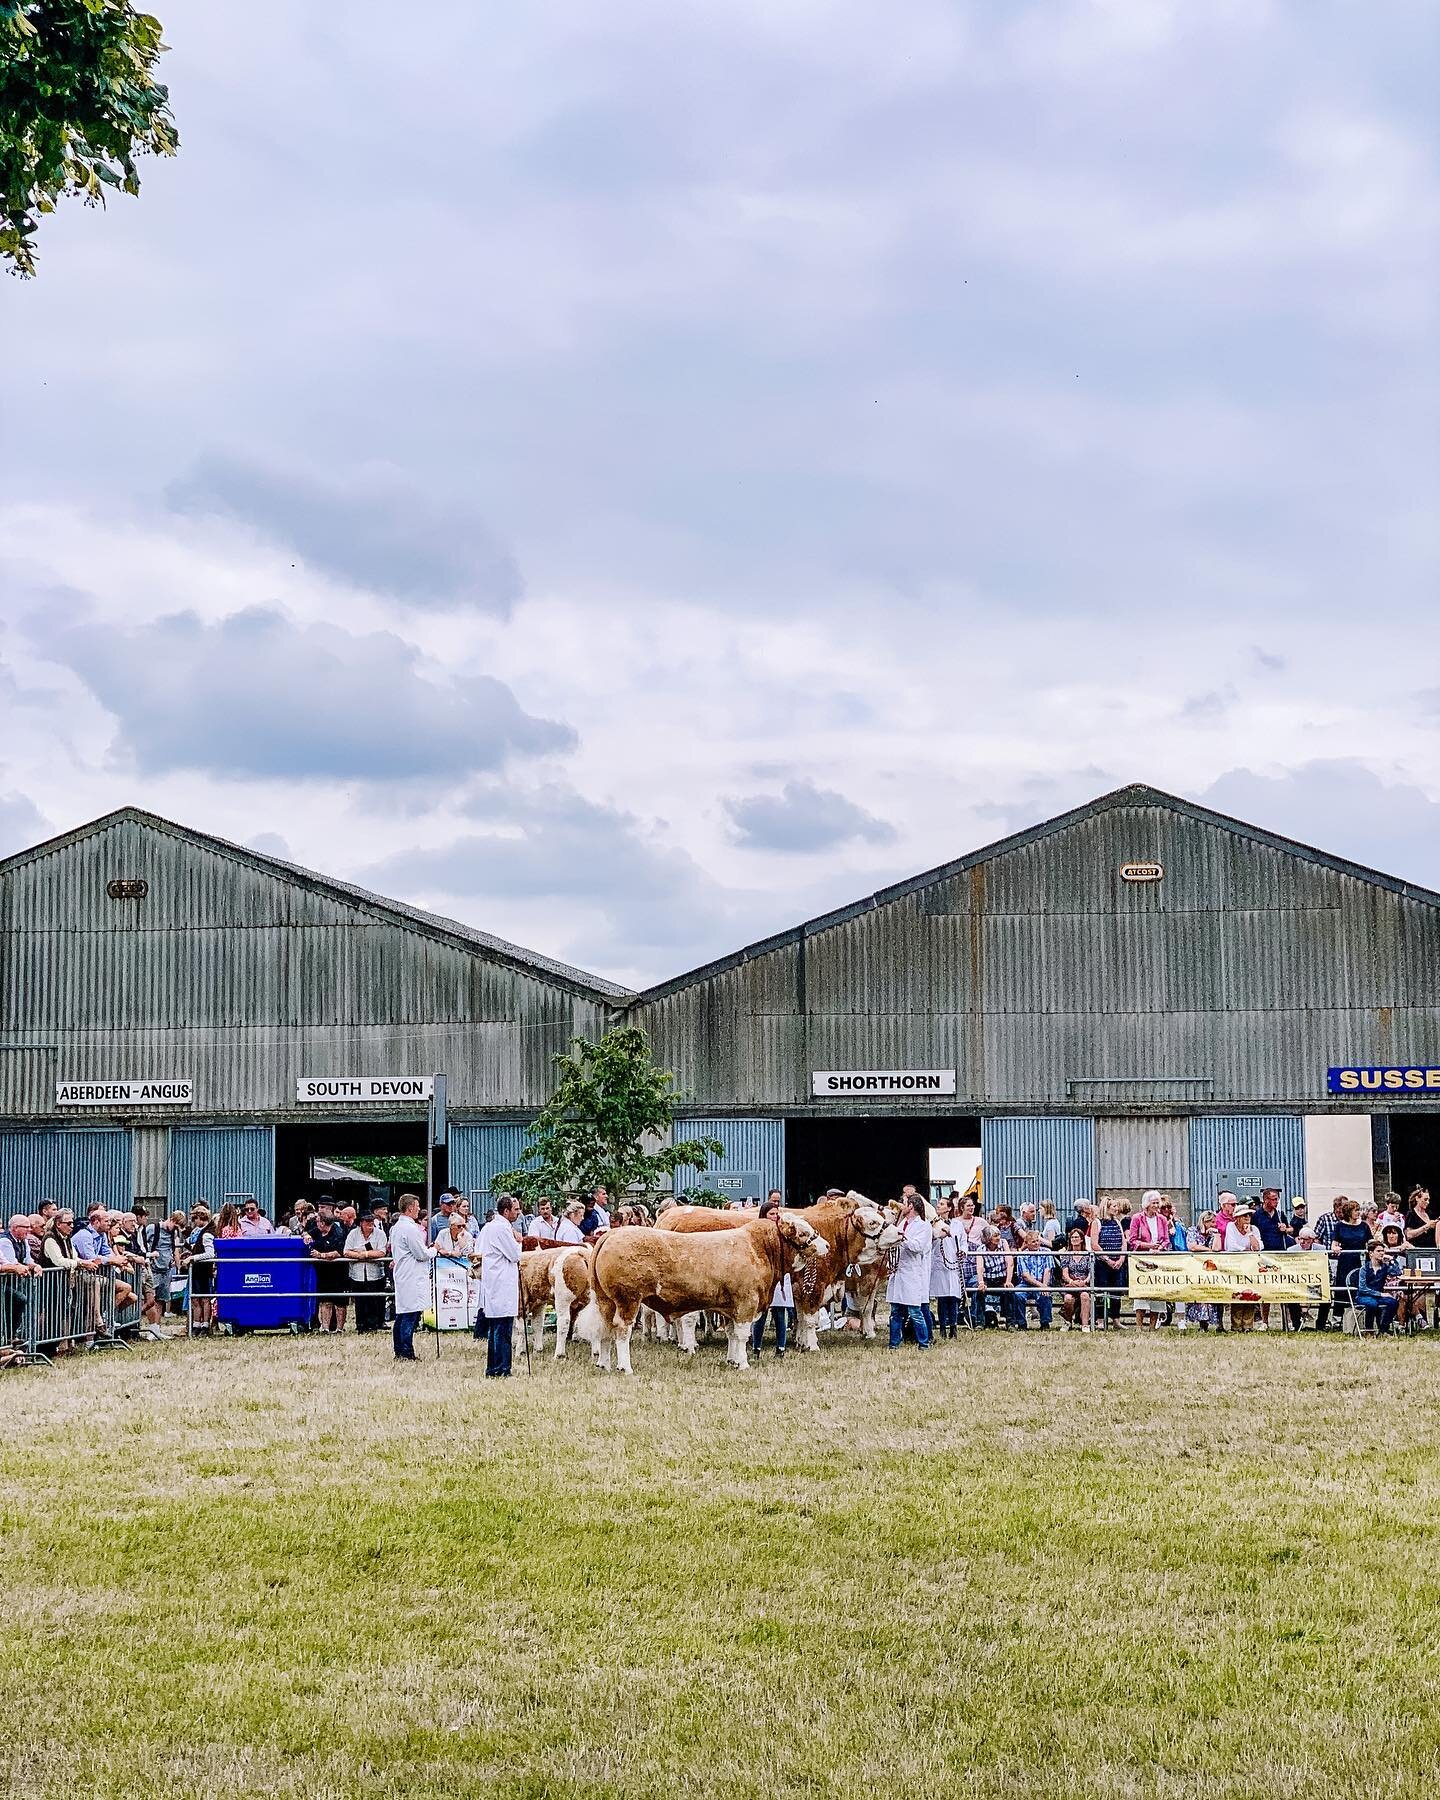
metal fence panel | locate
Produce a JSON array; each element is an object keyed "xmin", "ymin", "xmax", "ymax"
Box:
[
  {"xmin": 169, "ymin": 1126, "xmax": 275, "ymax": 1218},
  {"xmin": 0, "ymin": 1129, "xmax": 133, "ymax": 1224},
  {"xmin": 449, "ymin": 1123, "xmax": 537, "ymax": 1209},
  {"xmin": 1188, "ymin": 1116, "xmax": 1305, "ymax": 1213},
  {"xmin": 981, "ymin": 1116, "xmax": 1096, "ymax": 1216},
  {"xmin": 671, "ymin": 1118, "xmax": 785, "ymax": 1199}
]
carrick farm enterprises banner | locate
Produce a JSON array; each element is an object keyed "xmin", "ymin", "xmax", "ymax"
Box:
[{"xmin": 1127, "ymin": 1252, "xmax": 1332, "ymax": 1305}]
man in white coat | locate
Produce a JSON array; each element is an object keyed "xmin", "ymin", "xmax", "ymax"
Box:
[
  {"xmin": 389, "ymin": 1193, "xmax": 433, "ymax": 1362},
  {"xmin": 887, "ymin": 1193, "xmax": 934, "ymax": 1349},
  {"xmin": 477, "ymin": 1195, "xmax": 522, "ymax": 1377}
]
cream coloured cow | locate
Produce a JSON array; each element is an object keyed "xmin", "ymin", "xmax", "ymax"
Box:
[
  {"xmin": 579, "ymin": 1214, "xmax": 826, "ymax": 1374},
  {"xmin": 518, "ymin": 1247, "xmax": 566, "ymax": 1357},
  {"xmin": 551, "ymin": 1246, "xmax": 594, "ymax": 1360}
]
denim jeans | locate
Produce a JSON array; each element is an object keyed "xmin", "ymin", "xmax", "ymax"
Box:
[
  {"xmin": 393, "ymin": 1310, "xmax": 420, "ymax": 1360},
  {"xmin": 1015, "ymin": 1289, "xmax": 1053, "ymax": 1328},
  {"xmin": 1357, "ymin": 1296, "xmax": 1397, "ymax": 1335},
  {"xmin": 935, "ymin": 1295, "xmax": 961, "ymax": 1335},
  {"xmin": 486, "ymin": 1314, "xmax": 514, "ymax": 1376},
  {"xmin": 888, "ymin": 1303, "xmax": 930, "ymax": 1348},
  {"xmin": 750, "ymin": 1306, "xmax": 791, "ymax": 1353}
]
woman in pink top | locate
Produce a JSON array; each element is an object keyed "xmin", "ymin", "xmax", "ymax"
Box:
[{"xmin": 1127, "ymin": 1190, "xmax": 1171, "ymax": 1329}]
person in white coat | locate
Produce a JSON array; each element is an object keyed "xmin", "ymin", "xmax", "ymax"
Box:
[
  {"xmin": 749, "ymin": 1197, "xmax": 795, "ymax": 1358},
  {"xmin": 477, "ymin": 1196, "xmax": 522, "ymax": 1377},
  {"xmin": 887, "ymin": 1194, "xmax": 934, "ymax": 1349},
  {"xmin": 389, "ymin": 1194, "xmax": 433, "ymax": 1361},
  {"xmin": 928, "ymin": 1198, "xmax": 964, "ymax": 1339}
]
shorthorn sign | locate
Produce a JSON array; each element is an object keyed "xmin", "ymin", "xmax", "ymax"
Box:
[
  {"xmin": 811, "ymin": 1070, "xmax": 958, "ymax": 1096},
  {"xmin": 295, "ymin": 1076, "xmax": 435, "ymax": 1103}
]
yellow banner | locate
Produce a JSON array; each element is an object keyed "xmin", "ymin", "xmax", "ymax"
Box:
[{"xmin": 1126, "ymin": 1251, "xmax": 1332, "ymax": 1304}]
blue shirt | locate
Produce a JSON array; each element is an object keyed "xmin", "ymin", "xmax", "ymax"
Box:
[
  {"xmin": 72, "ymin": 1226, "xmax": 111, "ymax": 1261},
  {"xmin": 1017, "ymin": 1251, "xmax": 1052, "ymax": 1286},
  {"xmin": 1252, "ymin": 1207, "xmax": 1287, "ymax": 1250}
]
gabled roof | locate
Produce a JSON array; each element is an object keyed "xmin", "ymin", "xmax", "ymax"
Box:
[
  {"xmin": 626, "ymin": 781, "xmax": 1440, "ymax": 1006},
  {"xmin": 0, "ymin": 807, "xmax": 632, "ymax": 1002}
]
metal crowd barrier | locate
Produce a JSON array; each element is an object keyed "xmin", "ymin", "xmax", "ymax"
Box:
[{"xmin": 1, "ymin": 1265, "xmax": 141, "ymax": 1366}]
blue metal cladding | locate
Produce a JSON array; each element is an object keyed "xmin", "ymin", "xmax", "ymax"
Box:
[
  {"xmin": 672, "ymin": 1118, "xmax": 785, "ymax": 1200},
  {"xmin": 449, "ymin": 1123, "xmax": 536, "ymax": 1207},
  {"xmin": 0, "ymin": 1129, "xmax": 133, "ymax": 1222},
  {"xmin": 169, "ymin": 1126, "xmax": 275, "ymax": 1218},
  {"xmin": 1188, "ymin": 1117, "xmax": 1304, "ymax": 1213},
  {"xmin": 981, "ymin": 1117, "xmax": 1096, "ymax": 1215}
]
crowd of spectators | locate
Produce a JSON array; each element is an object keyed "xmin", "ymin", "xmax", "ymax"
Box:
[
  {"xmin": 906, "ymin": 1183, "xmax": 1437, "ymax": 1337},
  {"xmin": 4, "ymin": 1177, "xmax": 1435, "ymax": 1361}
]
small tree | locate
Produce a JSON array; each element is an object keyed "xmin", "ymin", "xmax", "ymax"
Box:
[
  {"xmin": 495, "ymin": 1026, "xmax": 723, "ymax": 1202},
  {"xmin": 2, "ymin": 1, "xmax": 179, "ymax": 277}
]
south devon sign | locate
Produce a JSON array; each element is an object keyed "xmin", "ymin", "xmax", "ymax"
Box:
[
  {"xmin": 56, "ymin": 1080, "xmax": 194, "ymax": 1107},
  {"xmin": 296, "ymin": 1076, "xmax": 434, "ymax": 1103},
  {"xmin": 812, "ymin": 1070, "xmax": 957, "ymax": 1096}
]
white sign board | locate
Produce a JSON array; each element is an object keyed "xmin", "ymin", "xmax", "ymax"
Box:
[
  {"xmin": 56, "ymin": 1079, "xmax": 194, "ymax": 1107},
  {"xmin": 811, "ymin": 1070, "xmax": 958, "ymax": 1096},
  {"xmin": 296, "ymin": 1076, "xmax": 435, "ymax": 1104}
]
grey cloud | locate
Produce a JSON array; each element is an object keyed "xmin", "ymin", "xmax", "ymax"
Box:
[
  {"xmin": 27, "ymin": 605, "xmax": 572, "ymax": 782},
  {"xmin": 359, "ymin": 783, "xmax": 744, "ymax": 970},
  {"xmin": 1197, "ymin": 761, "xmax": 1440, "ymax": 889},
  {"xmin": 0, "ymin": 793, "xmax": 49, "ymax": 859},
  {"xmin": 1252, "ymin": 646, "xmax": 1286, "ymax": 673},
  {"xmin": 168, "ymin": 454, "xmax": 523, "ymax": 615},
  {"xmin": 723, "ymin": 779, "xmax": 896, "ymax": 853},
  {"xmin": 246, "ymin": 831, "xmax": 292, "ymax": 859},
  {"xmin": 1178, "ymin": 687, "xmax": 1236, "ymax": 723}
]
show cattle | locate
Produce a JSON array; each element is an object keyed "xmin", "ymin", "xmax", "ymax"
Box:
[
  {"xmin": 518, "ymin": 1247, "xmax": 565, "ymax": 1356},
  {"xmin": 579, "ymin": 1214, "xmax": 827, "ymax": 1374},
  {"xmin": 552, "ymin": 1247, "xmax": 594, "ymax": 1360},
  {"xmin": 656, "ymin": 1193, "xmax": 899, "ymax": 1350}
]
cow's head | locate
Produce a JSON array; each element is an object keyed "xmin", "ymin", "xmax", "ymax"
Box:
[
  {"xmin": 775, "ymin": 1211, "xmax": 829, "ymax": 1268},
  {"xmin": 851, "ymin": 1203, "xmax": 902, "ymax": 1263}
]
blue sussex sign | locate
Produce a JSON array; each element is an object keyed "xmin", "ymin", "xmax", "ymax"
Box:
[{"xmin": 1328, "ymin": 1066, "xmax": 1440, "ymax": 1094}]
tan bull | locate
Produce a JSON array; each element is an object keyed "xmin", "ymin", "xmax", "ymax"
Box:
[
  {"xmin": 580, "ymin": 1214, "xmax": 826, "ymax": 1374},
  {"xmin": 656, "ymin": 1193, "xmax": 898, "ymax": 1350},
  {"xmin": 518, "ymin": 1247, "xmax": 565, "ymax": 1357}
]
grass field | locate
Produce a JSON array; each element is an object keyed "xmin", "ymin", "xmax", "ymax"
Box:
[{"xmin": 4, "ymin": 1324, "xmax": 1439, "ymax": 1799}]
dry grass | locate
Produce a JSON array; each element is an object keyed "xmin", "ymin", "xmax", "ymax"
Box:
[{"xmin": 3, "ymin": 1324, "xmax": 1439, "ymax": 1799}]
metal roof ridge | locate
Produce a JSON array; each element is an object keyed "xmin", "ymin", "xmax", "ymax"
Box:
[
  {"xmin": 622, "ymin": 780, "xmax": 1440, "ymax": 1007},
  {"xmin": 0, "ymin": 805, "xmax": 633, "ymax": 1002}
]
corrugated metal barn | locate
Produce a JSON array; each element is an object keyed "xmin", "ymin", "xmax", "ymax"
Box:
[
  {"xmin": 0, "ymin": 810, "xmax": 625, "ymax": 1218},
  {"xmin": 3, "ymin": 785, "xmax": 1439, "ymax": 1220},
  {"xmin": 624, "ymin": 785, "xmax": 1440, "ymax": 1215}
]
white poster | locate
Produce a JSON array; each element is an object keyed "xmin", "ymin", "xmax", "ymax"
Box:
[
  {"xmin": 295, "ymin": 1076, "xmax": 434, "ymax": 1103},
  {"xmin": 811, "ymin": 1070, "xmax": 958, "ymax": 1096},
  {"xmin": 56, "ymin": 1079, "xmax": 194, "ymax": 1107}
]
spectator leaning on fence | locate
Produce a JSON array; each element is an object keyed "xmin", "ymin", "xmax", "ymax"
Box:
[
  {"xmin": 344, "ymin": 1211, "xmax": 389, "ymax": 1335},
  {"xmin": 1127, "ymin": 1191, "xmax": 1171, "ymax": 1332},
  {"xmin": 0, "ymin": 1214, "xmax": 39, "ymax": 1357},
  {"xmin": 1184, "ymin": 1212, "xmax": 1219, "ymax": 1331}
]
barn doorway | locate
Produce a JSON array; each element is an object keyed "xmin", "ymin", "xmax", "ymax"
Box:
[
  {"xmin": 1387, "ymin": 1112, "xmax": 1440, "ymax": 1202},
  {"xmin": 274, "ymin": 1119, "xmax": 436, "ymax": 1219},
  {"xmin": 784, "ymin": 1114, "xmax": 982, "ymax": 1207}
]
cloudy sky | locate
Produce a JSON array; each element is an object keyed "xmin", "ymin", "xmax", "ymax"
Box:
[{"xmin": 2, "ymin": 0, "xmax": 1437, "ymax": 987}]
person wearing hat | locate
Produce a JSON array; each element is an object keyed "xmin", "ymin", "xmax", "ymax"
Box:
[
  {"xmin": 1280, "ymin": 1223, "xmax": 1322, "ymax": 1331},
  {"xmin": 1222, "ymin": 1199, "xmax": 1262, "ymax": 1332}
]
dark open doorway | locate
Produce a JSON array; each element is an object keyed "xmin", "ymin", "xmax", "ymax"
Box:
[
  {"xmin": 784, "ymin": 1114, "xmax": 982, "ymax": 1207},
  {"xmin": 1388, "ymin": 1112, "xmax": 1440, "ymax": 1201},
  {"xmin": 274, "ymin": 1119, "xmax": 438, "ymax": 1219}
]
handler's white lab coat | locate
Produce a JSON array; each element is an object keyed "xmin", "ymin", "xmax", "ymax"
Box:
[
  {"xmin": 389, "ymin": 1215, "xmax": 432, "ymax": 1315},
  {"xmin": 477, "ymin": 1214, "xmax": 521, "ymax": 1318},
  {"xmin": 887, "ymin": 1216, "xmax": 934, "ymax": 1306},
  {"xmin": 929, "ymin": 1224, "xmax": 963, "ymax": 1300}
]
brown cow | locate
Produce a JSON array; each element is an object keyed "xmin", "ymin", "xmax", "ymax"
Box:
[
  {"xmin": 656, "ymin": 1193, "xmax": 898, "ymax": 1350},
  {"xmin": 580, "ymin": 1215, "xmax": 826, "ymax": 1374}
]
